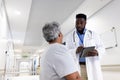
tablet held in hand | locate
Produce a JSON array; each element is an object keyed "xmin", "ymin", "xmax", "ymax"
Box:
[{"xmin": 80, "ymin": 46, "xmax": 95, "ymax": 57}]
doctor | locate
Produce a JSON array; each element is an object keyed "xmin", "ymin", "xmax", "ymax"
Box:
[{"xmin": 65, "ymin": 13, "xmax": 105, "ymax": 80}]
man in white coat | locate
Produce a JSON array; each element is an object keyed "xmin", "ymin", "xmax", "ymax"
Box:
[{"xmin": 65, "ymin": 13, "xmax": 105, "ymax": 80}]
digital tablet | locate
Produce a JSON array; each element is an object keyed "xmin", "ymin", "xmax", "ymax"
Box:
[{"xmin": 80, "ymin": 46, "xmax": 95, "ymax": 57}]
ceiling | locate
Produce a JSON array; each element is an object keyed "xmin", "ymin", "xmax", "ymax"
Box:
[
  {"xmin": 5, "ymin": 0, "xmax": 84, "ymax": 54},
  {"xmin": 4, "ymin": 0, "xmax": 113, "ymax": 54},
  {"xmin": 24, "ymin": 0, "xmax": 84, "ymax": 46}
]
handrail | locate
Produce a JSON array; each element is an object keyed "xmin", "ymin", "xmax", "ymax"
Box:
[
  {"xmin": 6, "ymin": 71, "xmax": 37, "ymax": 74},
  {"xmin": 0, "ymin": 69, "xmax": 4, "ymax": 73},
  {"xmin": 101, "ymin": 65, "xmax": 120, "ymax": 72}
]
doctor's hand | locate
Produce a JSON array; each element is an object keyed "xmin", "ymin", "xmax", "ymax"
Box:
[
  {"xmin": 76, "ymin": 46, "xmax": 84, "ymax": 54},
  {"xmin": 86, "ymin": 49, "xmax": 98, "ymax": 57}
]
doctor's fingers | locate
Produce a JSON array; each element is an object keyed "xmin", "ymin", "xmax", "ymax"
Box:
[
  {"xmin": 76, "ymin": 46, "xmax": 84, "ymax": 53},
  {"xmin": 91, "ymin": 50, "xmax": 98, "ymax": 56},
  {"xmin": 87, "ymin": 51, "xmax": 98, "ymax": 56}
]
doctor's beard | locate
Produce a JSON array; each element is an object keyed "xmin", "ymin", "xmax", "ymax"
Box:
[{"xmin": 77, "ymin": 27, "xmax": 85, "ymax": 34}]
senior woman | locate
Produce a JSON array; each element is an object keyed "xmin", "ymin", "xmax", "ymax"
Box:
[{"xmin": 40, "ymin": 22, "xmax": 81, "ymax": 80}]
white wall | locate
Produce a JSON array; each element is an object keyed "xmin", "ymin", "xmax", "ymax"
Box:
[
  {"xmin": 0, "ymin": 0, "xmax": 2, "ymax": 6},
  {"xmin": 0, "ymin": 0, "xmax": 8, "ymax": 70},
  {"xmin": 86, "ymin": 0, "xmax": 120, "ymax": 65},
  {"xmin": 0, "ymin": 0, "xmax": 14, "ymax": 74},
  {"xmin": 86, "ymin": 1, "xmax": 120, "ymax": 77}
]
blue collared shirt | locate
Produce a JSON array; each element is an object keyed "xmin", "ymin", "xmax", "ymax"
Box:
[{"xmin": 77, "ymin": 29, "xmax": 86, "ymax": 62}]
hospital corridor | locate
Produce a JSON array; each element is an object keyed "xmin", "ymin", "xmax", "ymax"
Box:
[{"xmin": 0, "ymin": 0, "xmax": 120, "ymax": 80}]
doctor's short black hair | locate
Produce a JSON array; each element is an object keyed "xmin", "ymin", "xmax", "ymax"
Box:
[{"xmin": 76, "ymin": 13, "xmax": 87, "ymax": 20}]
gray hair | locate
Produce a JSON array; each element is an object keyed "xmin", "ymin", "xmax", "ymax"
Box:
[{"xmin": 42, "ymin": 22, "xmax": 61, "ymax": 42}]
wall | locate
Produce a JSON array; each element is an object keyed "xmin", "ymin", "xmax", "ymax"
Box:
[
  {"xmin": 86, "ymin": 1, "xmax": 120, "ymax": 77},
  {"xmin": 0, "ymin": 0, "xmax": 14, "ymax": 75},
  {"xmin": 86, "ymin": 0, "xmax": 120, "ymax": 65},
  {"xmin": 0, "ymin": 0, "xmax": 8, "ymax": 71},
  {"xmin": 0, "ymin": 0, "xmax": 2, "ymax": 6}
]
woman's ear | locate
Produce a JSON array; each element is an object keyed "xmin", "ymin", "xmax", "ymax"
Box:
[
  {"xmin": 58, "ymin": 33, "xmax": 62, "ymax": 37},
  {"xmin": 58, "ymin": 33, "xmax": 60, "ymax": 37}
]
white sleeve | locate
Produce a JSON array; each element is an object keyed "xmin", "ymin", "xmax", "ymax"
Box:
[{"xmin": 53, "ymin": 53, "xmax": 78, "ymax": 78}]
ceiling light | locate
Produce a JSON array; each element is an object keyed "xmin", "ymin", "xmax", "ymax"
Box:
[
  {"xmin": 14, "ymin": 49, "xmax": 22, "ymax": 53},
  {"xmin": 14, "ymin": 39, "xmax": 22, "ymax": 44},
  {"xmin": 14, "ymin": 10, "xmax": 21, "ymax": 15},
  {"xmin": 37, "ymin": 49, "xmax": 45, "ymax": 53}
]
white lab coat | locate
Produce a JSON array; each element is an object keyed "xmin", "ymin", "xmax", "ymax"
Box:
[{"xmin": 65, "ymin": 29, "xmax": 105, "ymax": 80}]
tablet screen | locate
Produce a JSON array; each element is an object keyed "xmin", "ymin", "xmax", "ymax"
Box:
[{"xmin": 80, "ymin": 46, "xmax": 95, "ymax": 57}]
